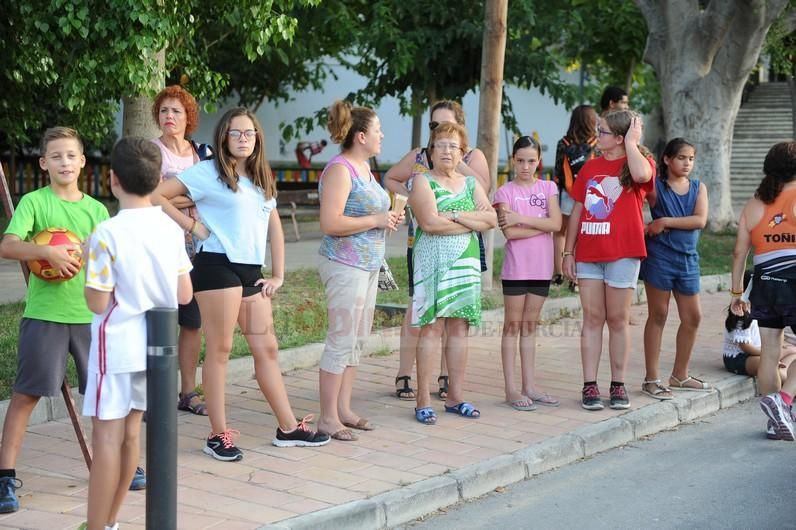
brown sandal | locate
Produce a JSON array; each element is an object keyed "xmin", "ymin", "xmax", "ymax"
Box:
[
  {"xmin": 641, "ymin": 380, "xmax": 673, "ymax": 400},
  {"xmin": 669, "ymin": 375, "xmax": 712, "ymax": 391},
  {"xmin": 325, "ymin": 429, "xmax": 358, "ymax": 442},
  {"xmin": 178, "ymin": 391, "xmax": 208, "ymax": 416}
]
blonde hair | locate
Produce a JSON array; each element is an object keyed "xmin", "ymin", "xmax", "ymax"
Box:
[
  {"xmin": 327, "ymin": 100, "xmax": 377, "ymax": 150},
  {"xmin": 40, "ymin": 127, "xmax": 83, "ymax": 155},
  {"xmin": 603, "ymin": 110, "xmax": 652, "ymax": 189},
  {"xmin": 212, "ymin": 107, "xmax": 276, "ymax": 199}
]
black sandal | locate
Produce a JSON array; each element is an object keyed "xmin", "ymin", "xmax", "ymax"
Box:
[
  {"xmin": 395, "ymin": 375, "xmax": 415, "ymax": 400},
  {"xmin": 437, "ymin": 375, "xmax": 449, "ymax": 400}
]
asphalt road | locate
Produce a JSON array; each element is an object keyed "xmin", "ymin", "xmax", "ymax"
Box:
[{"xmin": 406, "ymin": 400, "xmax": 796, "ymax": 530}]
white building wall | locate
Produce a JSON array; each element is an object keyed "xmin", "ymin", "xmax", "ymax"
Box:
[{"xmin": 189, "ymin": 66, "xmax": 582, "ymax": 168}]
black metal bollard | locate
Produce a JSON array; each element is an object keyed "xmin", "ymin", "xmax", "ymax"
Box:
[{"xmin": 146, "ymin": 308, "xmax": 178, "ymax": 530}]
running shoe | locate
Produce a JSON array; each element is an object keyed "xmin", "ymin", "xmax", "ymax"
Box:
[
  {"xmin": 272, "ymin": 415, "xmax": 331, "ymax": 447},
  {"xmin": 582, "ymin": 383, "xmax": 604, "ymax": 411},
  {"xmin": 204, "ymin": 430, "xmax": 244, "ymax": 461},
  {"xmin": 0, "ymin": 476, "xmax": 20, "ymax": 513},
  {"xmin": 760, "ymin": 393, "xmax": 795, "ymax": 442},
  {"xmin": 609, "ymin": 384, "xmax": 631, "ymax": 410},
  {"xmin": 129, "ymin": 466, "xmax": 146, "ymax": 490}
]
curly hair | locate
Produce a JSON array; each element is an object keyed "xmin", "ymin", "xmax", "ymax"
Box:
[
  {"xmin": 755, "ymin": 141, "xmax": 796, "ymax": 204},
  {"xmin": 151, "ymin": 85, "xmax": 200, "ymax": 135}
]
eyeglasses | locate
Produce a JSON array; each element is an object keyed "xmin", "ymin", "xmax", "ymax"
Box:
[
  {"xmin": 596, "ymin": 126, "xmax": 615, "ymax": 136},
  {"xmin": 228, "ymin": 129, "xmax": 257, "ymax": 140},
  {"xmin": 429, "ymin": 121, "xmax": 439, "ymax": 131},
  {"xmin": 432, "ymin": 142, "xmax": 461, "ymax": 152}
]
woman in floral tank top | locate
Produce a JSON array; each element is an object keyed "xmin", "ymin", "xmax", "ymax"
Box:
[{"xmin": 316, "ymin": 100, "xmax": 404, "ymax": 441}]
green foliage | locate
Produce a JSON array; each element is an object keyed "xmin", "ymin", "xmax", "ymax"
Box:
[
  {"xmin": 0, "ymin": 0, "xmax": 318, "ymax": 151},
  {"xmin": 763, "ymin": 5, "xmax": 796, "ymax": 76},
  {"xmin": 280, "ymin": 0, "xmax": 660, "ymax": 140},
  {"xmin": 548, "ymin": 0, "xmax": 660, "ymax": 113}
]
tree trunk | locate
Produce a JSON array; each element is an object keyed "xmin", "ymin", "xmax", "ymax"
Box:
[
  {"xmin": 411, "ymin": 88, "xmax": 423, "ymax": 149},
  {"xmin": 122, "ymin": 49, "xmax": 166, "ymax": 139},
  {"xmin": 476, "ymin": 0, "xmax": 508, "ymax": 290},
  {"xmin": 636, "ymin": 0, "xmax": 789, "ymax": 230}
]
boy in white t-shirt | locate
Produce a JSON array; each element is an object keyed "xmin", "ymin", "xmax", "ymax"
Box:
[{"xmin": 82, "ymin": 137, "xmax": 192, "ymax": 530}]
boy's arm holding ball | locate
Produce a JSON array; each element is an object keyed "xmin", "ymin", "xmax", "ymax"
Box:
[{"xmin": 1, "ymin": 234, "xmax": 81, "ymax": 278}]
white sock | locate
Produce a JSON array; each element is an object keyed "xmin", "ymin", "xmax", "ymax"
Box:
[{"xmin": 105, "ymin": 524, "xmax": 119, "ymax": 530}]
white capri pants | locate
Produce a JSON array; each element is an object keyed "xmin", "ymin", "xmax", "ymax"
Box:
[{"xmin": 318, "ymin": 257, "xmax": 379, "ymax": 374}]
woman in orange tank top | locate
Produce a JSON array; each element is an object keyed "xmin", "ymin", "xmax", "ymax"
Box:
[{"xmin": 731, "ymin": 141, "xmax": 796, "ymax": 441}]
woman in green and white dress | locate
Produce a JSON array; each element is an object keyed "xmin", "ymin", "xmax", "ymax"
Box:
[{"xmin": 409, "ymin": 121, "xmax": 497, "ymax": 424}]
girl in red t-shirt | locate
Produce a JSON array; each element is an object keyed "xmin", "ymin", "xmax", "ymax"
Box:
[{"xmin": 562, "ymin": 110, "xmax": 655, "ymax": 411}]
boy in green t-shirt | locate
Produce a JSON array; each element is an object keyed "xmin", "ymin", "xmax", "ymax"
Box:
[{"xmin": 0, "ymin": 127, "xmax": 110, "ymax": 513}]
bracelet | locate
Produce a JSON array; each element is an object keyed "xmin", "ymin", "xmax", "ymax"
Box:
[
  {"xmin": 729, "ymin": 288, "xmax": 744, "ymax": 296},
  {"xmin": 188, "ymin": 219, "xmax": 196, "ymax": 235},
  {"xmin": 562, "ymin": 251, "xmax": 574, "ymax": 257}
]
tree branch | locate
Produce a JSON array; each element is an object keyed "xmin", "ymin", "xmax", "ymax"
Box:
[
  {"xmin": 720, "ymin": 0, "xmax": 791, "ymax": 75},
  {"xmin": 634, "ymin": 0, "xmax": 666, "ymax": 71},
  {"xmin": 691, "ymin": 5, "xmax": 730, "ymax": 74}
]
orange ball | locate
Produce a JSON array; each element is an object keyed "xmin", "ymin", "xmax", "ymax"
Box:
[{"xmin": 27, "ymin": 228, "xmax": 83, "ymax": 282}]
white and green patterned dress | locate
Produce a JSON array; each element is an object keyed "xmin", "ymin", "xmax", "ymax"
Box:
[{"xmin": 411, "ymin": 174, "xmax": 481, "ymax": 327}]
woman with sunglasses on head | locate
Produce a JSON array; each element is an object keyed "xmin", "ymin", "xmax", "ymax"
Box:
[
  {"xmin": 410, "ymin": 121, "xmax": 496, "ymax": 424},
  {"xmin": 384, "ymin": 100, "xmax": 490, "ymax": 403},
  {"xmin": 154, "ymin": 108, "xmax": 330, "ymax": 462},
  {"xmin": 562, "ymin": 110, "xmax": 655, "ymax": 412}
]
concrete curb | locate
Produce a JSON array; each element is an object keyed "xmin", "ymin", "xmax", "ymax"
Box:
[{"xmin": 266, "ymin": 372, "xmax": 756, "ymax": 530}]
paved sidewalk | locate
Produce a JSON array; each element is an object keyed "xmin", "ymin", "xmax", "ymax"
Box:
[{"xmin": 0, "ymin": 282, "xmax": 760, "ymax": 529}]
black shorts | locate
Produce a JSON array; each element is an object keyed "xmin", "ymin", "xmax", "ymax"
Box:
[
  {"xmin": 15, "ymin": 318, "xmax": 89, "ymax": 397},
  {"xmin": 501, "ymin": 279, "xmax": 551, "ymax": 297},
  {"xmin": 178, "ymin": 297, "xmax": 201, "ymax": 329},
  {"xmin": 191, "ymin": 252, "xmax": 263, "ymax": 298},
  {"xmin": 407, "ymin": 247, "xmax": 415, "ymax": 297},
  {"xmin": 723, "ymin": 353, "xmax": 749, "ymax": 376}
]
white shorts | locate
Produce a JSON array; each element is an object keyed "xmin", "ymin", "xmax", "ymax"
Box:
[{"xmin": 82, "ymin": 370, "xmax": 147, "ymax": 420}]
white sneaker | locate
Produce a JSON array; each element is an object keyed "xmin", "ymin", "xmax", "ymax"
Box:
[{"xmin": 760, "ymin": 394, "xmax": 795, "ymax": 441}]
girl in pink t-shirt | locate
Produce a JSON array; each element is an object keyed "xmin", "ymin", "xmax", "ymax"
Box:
[{"xmin": 493, "ymin": 136, "xmax": 562, "ymax": 410}]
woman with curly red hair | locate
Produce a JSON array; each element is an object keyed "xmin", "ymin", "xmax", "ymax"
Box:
[{"xmin": 150, "ymin": 85, "xmax": 211, "ymax": 418}]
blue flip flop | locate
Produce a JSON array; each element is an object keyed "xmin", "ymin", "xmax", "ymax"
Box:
[
  {"xmin": 415, "ymin": 407, "xmax": 437, "ymax": 425},
  {"xmin": 444, "ymin": 402, "xmax": 480, "ymax": 418}
]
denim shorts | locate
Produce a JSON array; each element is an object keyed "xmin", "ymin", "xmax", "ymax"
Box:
[
  {"xmin": 576, "ymin": 258, "xmax": 641, "ymax": 289},
  {"xmin": 559, "ymin": 189, "xmax": 575, "ymax": 216},
  {"xmin": 640, "ymin": 249, "xmax": 700, "ymax": 295}
]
